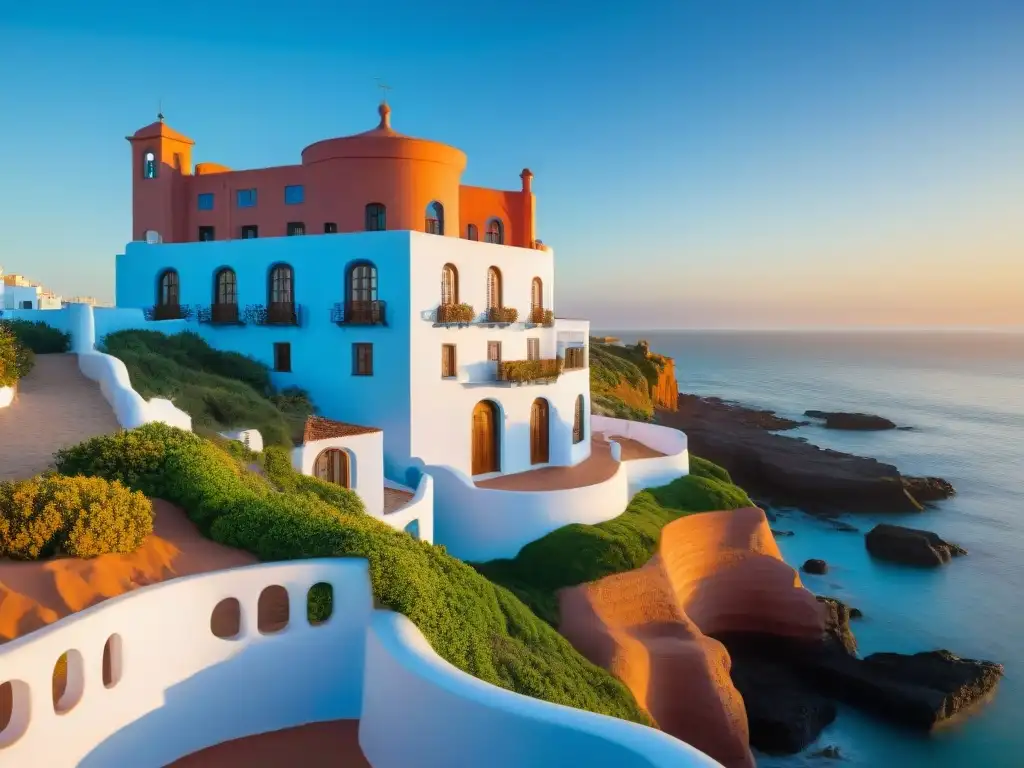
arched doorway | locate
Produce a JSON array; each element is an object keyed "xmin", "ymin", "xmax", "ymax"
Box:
[
  {"xmin": 471, "ymin": 401, "xmax": 500, "ymax": 475},
  {"xmin": 530, "ymin": 398, "xmax": 550, "ymax": 465},
  {"xmin": 314, "ymin": 449, "xmax": 350, "ymax": 488}
]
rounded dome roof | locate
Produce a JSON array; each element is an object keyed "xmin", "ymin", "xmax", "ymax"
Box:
[{"xmin": 301, "ymin": 103, "xmax": 467, "ymax": 169}]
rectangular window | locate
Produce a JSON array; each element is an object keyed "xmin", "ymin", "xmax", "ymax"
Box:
[
  {"xmin": 198, "ymin": 226, "xmax": 215, "ymax": 241},
  {"xmin": 197, "ymin": 193, "xmax": 215, "ymax": 210},
  {"xmin": 21, "ymin": 300, "xmax": 33, "ymax": 309},
  {"xmin": 273, "ymin": 342, "xmax": 291, "ymax": 373},
  {"xmin": 527, "ymin": 338, "xmax": 540, "ymax": 361},
  {"xmin": 237, "ymin": 188, "xmax": 257, "ymax": 208},
  {"xmin": 487, "ymin": 341, "xmax": 502, "ymax": 362},
  {"xmin": 324, "ymin": 222, "xmax": 338, "ymax": 234},
  {"xmin": 284, "ymin": 185, "xmax": 305, "ymax": 205},
  {"xmin": 286, "ymin": 222, "xmax": 305, "ymax": 236},
  {"xmin": 564, "ymin": 347, "xmax": 586, "ymax": 370},
  {"xmin": 353, "ymin": 343, "xmax": 373, "ymax": 376},
  {"xmin": 441, "ymin": 344, "xmax": 457, "ymax": 378},
  {"xmin": 241, "ymin": 225, "xmax": 258, "ymax": 239}
]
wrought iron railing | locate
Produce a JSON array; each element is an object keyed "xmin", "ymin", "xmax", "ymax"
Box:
[
  {"xmin": 331, "ymin": 300, "xmax": 386, "ymax": 326},
  {"xmin": 197, "ymin": 303, "xmax": 243, "ymax": 325},
  {"xmin": 244, "ymin": 302, "xmax": 300, "ymax": 326},
  {"xmin": 144, "ymin": 303, "xmax": 192, "ymax": 321}
]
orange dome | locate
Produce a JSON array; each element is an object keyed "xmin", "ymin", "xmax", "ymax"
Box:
[{"xmin": 301, "ymin": 103, "xmax": 466, "ymax": 170}]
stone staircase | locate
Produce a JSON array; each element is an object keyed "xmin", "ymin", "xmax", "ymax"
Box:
[{"xmin": 0, "ymin": 354, "xmax": 121, "ymax": 480}]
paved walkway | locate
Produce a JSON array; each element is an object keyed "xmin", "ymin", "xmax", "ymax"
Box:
[
  {"xmin": 0, "ymin": 354, "xmax": 121, "ymax": 481},
  {"xmin": 383, "ymin": 487, "xmax": 414, "ymax": 514}
]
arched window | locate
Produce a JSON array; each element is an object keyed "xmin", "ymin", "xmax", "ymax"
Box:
[
  {"xmin": 573, "ymin": 394, "xmax": 585, "ymax": 444},
  {"xmin": 466, "ymin": 223, "xmax": 479, "ymax": 241},
  {"xmin": 441, "ymin": 264, "xmax": 458, "ymax": 305},
  {"xmin": 269, "ymin": 264, "xmax": 294, "ymax": 305},
  {"xmin": 486, "ymin": 267, "xmax": 502, "ymax": 311},
  {"xmin": 531, "ymin": 277, "xmax": 543, "ymax": 311},
  {"xmin": 143, "ymin": 151, "xmax": 157, "ymax": 179},
  {"xmin": 157, "ymin": 269, "xmax": 179, "ymax": 306},
  {"xmin": 425, "ymin": 201, "xmax": 444, "ymax": 235},
  {"xmin": 365, "ymin": 203, "xmax": 386, "ymax": 232},
  {"xmin": 348, "ymin": 262, "xmax": 378, "ymax": 303},
  {"xmin": 485, "ymin": 218, "xmax": 504, "ymax": 244},
  {"xmin": 215, "ymin": 268, "xmax": 237, "ymax": 305}
]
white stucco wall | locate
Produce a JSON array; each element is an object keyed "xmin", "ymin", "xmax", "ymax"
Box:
[
  {"xmin": 408, "ymin": 233, "xmax": 590, "ymax": 478},
  {"xmin": 591, "ymin": 415, "xmax": 690, "ymax": 496},
  {"xmin": 426, "ymin": 460, "xmax": 630, "ymax": 562},
  {"xmin": 219, "ymin": 428, "xmax": 265, "ymax": 454},
  {"xmin": 292, "ymin": 431, "xmax": 385, "ymax": 517},
  {"xmin": 383, "ymin": 474, "xmax": 435, "ymax": 543},
  {"xmin": 0, "ymin": 559, "xmax": 721, "ymax": 768}
]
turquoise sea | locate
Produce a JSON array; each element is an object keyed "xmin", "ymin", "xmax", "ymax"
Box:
[{"xmin": 603, "ymin": 331, "xmax": 1023, "ymax": 768}]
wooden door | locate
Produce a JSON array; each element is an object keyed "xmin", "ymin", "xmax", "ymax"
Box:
[
  {"xmin": 472, "ymin": 401, "xmax": 499, "ymax": 475},
  {"xmin": 530, "ymin": 398, "xmax": 550, "ymax": 465},
  {"xmin": 314, "ymin": 449, "xmax": 349, "ymax": 488}
]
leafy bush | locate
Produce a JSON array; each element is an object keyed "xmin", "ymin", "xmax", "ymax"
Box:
[
  {"xmin": 0, "ymin": 475, "xmax": 153, "ymax": 560},
  {"xmin": 0, "ymin": 325, "xmax": 34, "ymax": 386},
  {"xmin": 487, "ymin": 306, "xmax": 519, "ymax": 323},
  {"xmin": 100, "ymin": 330, "xmax": 314, "ymax": 445},
  {"xmin": 0, "ymin": 318, "xmax": 71, "ymax": 354},
  {"xmin": 476, "ymin": 461, "xmax": 753, "ymax": 625},
  {"xmin": 437, "ymin": 303, "xmax": 475, "ymax": 324},
  {"xmin": 498, "ymin": 358, "xmax": 563, "ymax": 383},
  {"xmin": 53, "ymin": 423, "xmax": 648, "ymax": 724}
]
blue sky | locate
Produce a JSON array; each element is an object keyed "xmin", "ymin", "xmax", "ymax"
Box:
[{"xmin": 0, "ymin": 1, "xmax": 1021, "ymax": 328}]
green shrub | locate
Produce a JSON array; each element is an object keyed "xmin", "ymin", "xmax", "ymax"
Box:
[
  {"xmin": 0, "ymin": 475, "xmax": 153, "ymax": 560},
  {"xmin": 689, "ymin": 455, "xmax": 733, "ymax": 484},
  {"xmin": 260, "ymin": 446, "xmax": 364, "ymax": 513},
  {"xmin": 0, "ymin": 325, "xmax": 35, "ymax": 386},
  {"xmin": 53, "ymin": 423, "xmax": 648, "ymax": 724},
  {"xmin": 99, "ymin": 330, "xmax": 314, "ymax": 445},
  {"xmin": 0, "ymin": 318, "xmax": 71, "ymax": 354},
  {"xmin": 476, "ymin": 461, "xmax": 753, "ymax": 625},
  {"xmin": 498, "ymin": 358, "xmax": 563, "ymax": 383}
]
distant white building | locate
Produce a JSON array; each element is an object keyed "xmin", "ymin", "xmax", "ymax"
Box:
[{"xmin": 0, "ymin": 271, "xmax": 63, "ymax": 310}]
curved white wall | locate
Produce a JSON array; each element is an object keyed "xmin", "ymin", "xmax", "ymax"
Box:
[
  {"xmin": 382, "ymin": 474, "xmax": 435, "ymax": 544},
  {"xmin": 0, "ymin": 560, "xmax": 721, "ymax": 768},
  {"xmin": 427, "ymin": 461, "xmax": 630, "ymax": 562},
  {"xmin": 591, "ymin": 415, "xmax": 690, "ymax": 496}
]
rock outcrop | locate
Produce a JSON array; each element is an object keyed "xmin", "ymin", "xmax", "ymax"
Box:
[
  {"xmin": 802, "ymin": 559, "xmax": 828, "ymax": 575},
  {"xmin": 558, "ymin": 507, "xmax": 827, "ymax": 766},
  {"xmin": 589, "ymin": 339, "xmax": 678, "ymax": 418},
  {"xmin": 657, "ymin": 396, "xmax": 955, "ymax": 513},
  {"xmin": 805, "ymin": 410, "xmax": 898, "ymax": 430},
  {"xmin": 865, "ymin": 524, "xmax": 967, "ymax": 567}
]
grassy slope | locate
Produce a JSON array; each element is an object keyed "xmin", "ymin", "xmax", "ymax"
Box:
[
  {"xmin": 100, "ymin": 330, "xmax": 313, "ymax": 446},
  {"xmin": 476, "ymin": 457, "xmax": 753, "ymax": 625},
  {"xmin": 54, "ymin": 424, "xmax": 650, "ymax": 725},
  {"xmin": 589, "ymin": 343, "xmax": 656, "ymax": 421}
]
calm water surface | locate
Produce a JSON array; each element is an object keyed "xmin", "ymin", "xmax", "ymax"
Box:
[{"xmin": 601, "ymin": 331, "xmax": 1024, "ymax": 768}]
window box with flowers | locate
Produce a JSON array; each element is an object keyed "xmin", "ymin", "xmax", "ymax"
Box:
[
  {"xmin": 485, "ymin": 306, "xmax": 519, "ymax": 325},
  {"xmin": 436, "ymin": 303, "xmax": 476, "ymax": 326},
  {"xmin": 496, "ymin": 357, "xmax": 563, "ymax": 385}
]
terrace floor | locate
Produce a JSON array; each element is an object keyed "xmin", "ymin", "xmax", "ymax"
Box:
[
  {"xmin": 0, "ymin": 354, "xmax": 120, "ymax": 480},
  {"xmin": 383, "ymin": 486, "xmax": 414, "ymax": 514},
  {"xmin": 592, "ymin": 432, "xmax": 666, "ymax": 461},
  {"xmin": 169, "ymin": 720, "xmax": 370, "ymax": 767}
]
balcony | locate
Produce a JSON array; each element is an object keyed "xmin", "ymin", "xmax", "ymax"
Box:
[
  {"xmin": 144, "ymin": 303, "xmax": 192, "ymax": 321},
  {"xmin": 435, "ymin": 303, "xmax": 476, "ymax": 326},
  {"xmin": 485, "ymin": 306, "xmax": 520, "ymax": 325},
  {"xmin": 495, "ymin": 357, "xmax": 563, "ymax": 385},
  {"xmin": 331, "ymin": 300, "xmax": 386, "ymax": 326},
  {"xmin": 244, "ymin": 302, "xmax": 301, "ymax": 327},
  {"xmin": 197, "ymin": 303, "xmax": 244, "ymax": 326}
]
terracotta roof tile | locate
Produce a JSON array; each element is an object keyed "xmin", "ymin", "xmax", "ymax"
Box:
[{"xmin": 302, "ymin": 416, "xmax": 380, "ymax": 444}]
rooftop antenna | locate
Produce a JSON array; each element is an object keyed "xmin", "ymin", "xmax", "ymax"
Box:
[
  {"xmin": 157, "ymin": 98, "xmax": 165, "ymax": 123},
  {"xmin": 375, "ymin": 78, "xmax": 392, "ymax": 105}
]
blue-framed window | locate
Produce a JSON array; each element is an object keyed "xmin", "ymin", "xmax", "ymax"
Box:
[
  {"xmin": 237, "ymin": 189, "xmax": 257, "ymax": 208},
  {"xmin": 284, "ymin": 185, "xmax": 304, "ymax": 205},
  {"xmin": 198, "ymin": 193, "xmax": 214, "ymax": 210}
]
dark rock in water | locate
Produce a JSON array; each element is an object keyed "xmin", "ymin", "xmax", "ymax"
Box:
[
  {"xmin": 765, "ymin": 509, "xmax": 778, "ymax": 522},
  {"xmin": 805, "ymin": 410, "xmax": 898, "ymax": 431},
  {"xmin": 903, "ymin": 475, "xmax": 956, "ymax": 503},
  {"xmin": 865, "ymin": 524, "xmax": 967, "ymax": 567},
  {"xmin": 724, "ymin": 645, "xmax": 837, "ymax": 754},
  {"xmin": 816, "ymin": 596, "xmax": 857, "ymax": 655},
  {"xmin": 659, "ymin": 397, "xmax": 951, "ymax": 513},
  {"xmin": 802, "ymin": 558, "xmax": 829, "ymax": 575},
  {"xmin": 771, "ymin": 529, "xmax": 795, "ymax": 537},
  {"xmin": 849, "ymin": 607, "xmax": 863, "ymax": 619},
  {"xmin": 811, "ymin": 745, "xmax": 843, "ymax": 760}
]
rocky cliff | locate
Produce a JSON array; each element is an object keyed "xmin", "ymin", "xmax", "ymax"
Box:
[{"xmin": 589, "ymin": 339, "xmax": 678, "ymax": 420}]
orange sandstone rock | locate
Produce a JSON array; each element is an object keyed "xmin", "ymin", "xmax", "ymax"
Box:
[{"xmin": 558, "ymin": 507, "xmax": 825, "ymax": 768}]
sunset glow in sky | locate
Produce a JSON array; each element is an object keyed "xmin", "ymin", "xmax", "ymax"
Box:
[{"xmin": 0, "ymin": 1, "xmax": 1021, "ymax": 329}]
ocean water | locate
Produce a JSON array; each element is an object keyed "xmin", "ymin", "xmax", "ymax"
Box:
[{"xmin": 603, "ymin": 331, "xmax": 1024, "ymax": 768}]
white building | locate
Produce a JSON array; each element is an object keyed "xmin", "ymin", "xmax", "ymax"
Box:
[{"xmin": 1, "ymin": 272, "xmax": 62, "ymax": 310}]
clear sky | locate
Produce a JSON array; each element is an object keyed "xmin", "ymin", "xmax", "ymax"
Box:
[{"xmin": 0, "ymin": 1, "xmax": 1021, "ymax": 329}]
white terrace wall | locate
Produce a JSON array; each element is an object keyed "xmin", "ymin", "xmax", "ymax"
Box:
[
  {"xmin": 591, "ymin": 415, "xmax": 690, "ymax": 496},
  {"xmin": 0, "ymin": 560, "xmax": 722, "ymax": 768},
  {"xmin": 426, "ymin": 460, "xmax": 630, "ymax": 562},
  {"xmin": 383, "ymin": 474, "xmax": 435, "ymax": 543}
]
